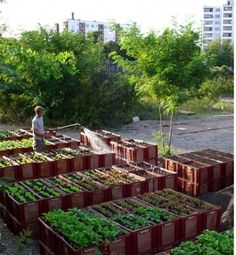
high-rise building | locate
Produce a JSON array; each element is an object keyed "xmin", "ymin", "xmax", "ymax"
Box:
[
  {"xmin": 62, "ymin": 13, "xmax": 130, "ymax": 43},
  {"xmin": 202, "ymin": 0, "xmax": 234, "ymax": 49}
]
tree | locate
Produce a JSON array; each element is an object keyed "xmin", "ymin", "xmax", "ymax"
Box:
[
  {"xmin": 0, "ymin": 27, "xmax": 136, "ymax": 127},
  {"xmin": 111, "ymin": 23, "xmax": 208, "ymax": 155},
  {"xmin": 204, "ymin": 39, "xmax": 234, "ymax": 69}
]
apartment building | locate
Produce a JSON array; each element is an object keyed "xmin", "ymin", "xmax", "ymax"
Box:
[
  {"xmin": 222, "ymin": 0, "xmax": 234, "ymax": 43},
  {"xmin": 62, "ymin": 13, "xmax": 130, "ymax": 43},
  {"xmin": 202, "ymin": 0, "xmax": 234, "ymax": 49}
]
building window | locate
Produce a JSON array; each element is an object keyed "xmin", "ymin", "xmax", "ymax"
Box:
[
  {"xmin": 204, "ymin": 27, "xmax": 213, "ymax": 31},
  {"xmin": 215, "ymin": 8, "xmax": 221, "ymax": 12},
  {"xmin": 204, "ymin": 14, "xmax": 213, "ymax": 18},
  {"xmin": 223, "ymin": 33, "xmax": 232, "ymax": 37},
  {"xmin": 215, "ymin": 21, "xmax": 220, "ymax": 24},
  {"xmin": 91, "ymin": 24, "xmax": 94, "ymax": 28},
  {"xmin": 215, "ymin": 14, "xmax": 220, "ymax": 18},
  {"xmin": 223, "ymin": 26, "xmax": 232, "ymax": 30},
  {"xmin": 204, "ymin": 33, "xmax": 213, "ymax": 37},
  {"xmin": 223, "ymin": 20, "xmax": 232, "ymax": 24},
  {"xmin": 86, "ymin": 24, "xmax": 89, "ymax": 27},
  {"xmin": 204, "ymin": 8, "xmax": 213, "ymax": 12},
  {"xmin": 204, "ymin": 20, "xmax": 213, "ymax": 25},
  {"xmin": 224, "ymin": 13, "xmax": 232, "ymax": 17},
  {"xmin": 215, "ymin": 27, "xmax": 220, "ymax": 31},
  {"xmin": 224, "ymin": 6, "xmax": 232, "ymax": 11}
]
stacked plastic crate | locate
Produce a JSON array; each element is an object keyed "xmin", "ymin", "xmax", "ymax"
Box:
[{"xmin": 163, "ymin": 149, "xmax": 233, "ymax": 196}]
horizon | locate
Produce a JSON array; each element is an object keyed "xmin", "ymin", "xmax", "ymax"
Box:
[{"xmin": 1, "ymin": 0, "xmax": 226, "ymax": 36}]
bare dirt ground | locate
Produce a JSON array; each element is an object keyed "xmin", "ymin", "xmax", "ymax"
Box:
[{"xmin": 0, "ymin": 113, "xmax": 234, "ymax": 254}]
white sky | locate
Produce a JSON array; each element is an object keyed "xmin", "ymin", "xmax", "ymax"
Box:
[{"xmin": 0, "ymin": 0, "xmax": 226, "ymax": 36}]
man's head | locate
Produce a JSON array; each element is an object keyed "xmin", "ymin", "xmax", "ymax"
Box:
[{"xmin": 34, "ymin": 106, "xmax": 44, "ymax": 116}]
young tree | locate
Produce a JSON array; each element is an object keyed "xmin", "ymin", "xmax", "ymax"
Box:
[{"xmin": 111, "ymin": 23, "xmax": 208, "ymax": 155}]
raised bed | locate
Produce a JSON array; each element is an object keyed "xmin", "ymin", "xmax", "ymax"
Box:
[
  {"xmin": 62, "ymin": 172, "xmax": 108, "ymax": 206},
  {"xmin": 163, "ymin": 155, "xmax": 193, "ymax": 176},
  {"xmin": 91, "ymin": 202, "xmax": 154, "ymax": 254},
  {"xmin": 6, "ymin": 154, "xmax": 36, "ymax": 180},
  {"xmin": 163, "ymin": 149, "xmax": 234, "ymax": 195},
  {"xmin": 39, "ymin": 208, "xmax": 128, "ymax": 255},
  {"xmin": 83, "ymin": 167, "xmax": 146, "ymax": 198},
  {"xmin": 0, "ymin": 156, "xmax": 18, "ymax": 181},
  {"xmin": 135, "ymin": 162, "xmax": 177, "ymax": 190},
  {"xmin": 155, "ymin": 189, "xmax": 221, "ymax": 232},
  {"xmin": 136, "ymin": 191, "xmax": 202, "ymax": 241},
  {"xmin": 192, "ymin": 150, "xmax": 233, "ymax": 179},
  {"xmin": 43, "ymin": 176, "xmax": 85, "ymax": 209},
  {"xmin": 179, "ymin": 153, "xmax": 224, "ymax": 180},
  {"xmin": 112, "ymin": 198, "xmax": 177, "ymax": 252},
  {"xmin": 0, "ymin": 129, "xmax": 31, "ymax": 141},
  {"xmin": 126, "ymin": 139, "xmax": 158, "ymax": 164},
  {"xmin": 111, "ymin": 140, "xmax": 145, "ymax": 163},
  {"xmin": 42, "ymin": 150, "xmax": 70, "ymax": 176},
  {"xmin": 115, "ymin": 164, "xmax": 164, "ymax": 192}
]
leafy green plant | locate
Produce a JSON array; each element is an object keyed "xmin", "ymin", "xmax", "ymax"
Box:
[
  {"xmin": 114, "ymin": 199, "xmax": 173, "ymax": 224},
  {"xmin": 170, "ymin": 229, "xmax": 233, "ymax": 255},
  {"xmin": 24, "ymin": 180, "xmax": 60, "ymax": 198},
  {"xmin": 45, "ymin": 177, "xmax": 82, "ymax": 194},
  {"xmin": 93, "ymin": 203, "xmax": 149, "ymax": 230},
  {"xmin": 5, "ymin": 183, "xmax": 38, "ymax": 203},
  {"xmin": 16, "ymin": 229, "xmax": 33, "ymax": 251},
  {"xmin": 43, "ymin": 208, "xmax": 124, "ymax": 249}
]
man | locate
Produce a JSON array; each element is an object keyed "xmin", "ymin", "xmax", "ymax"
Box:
[{"xmin": 32, "ymin": 106, "xmax": 49, "ymax": 152}]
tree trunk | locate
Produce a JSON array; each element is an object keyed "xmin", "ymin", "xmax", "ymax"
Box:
[
  {"xmin": 168, "ymin": 112, "xmax": 174, "ymax": 147},
  {"xmin": 158, "ymin": 103, "xmax": 164, "ymax": 147}
]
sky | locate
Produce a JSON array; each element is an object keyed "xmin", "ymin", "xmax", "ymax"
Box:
[{"xmin": 0, "ymin": 0, "xmax": 226, "ymax": 36}]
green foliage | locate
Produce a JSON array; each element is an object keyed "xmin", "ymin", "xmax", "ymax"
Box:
[
  {"xmin": 200, "ymin": 66, "xmax": 233, "ymax": 101},
  {"xmin": 170, "ymin": 229, "xmax": 234, "ymax": 255},
  {"xmin": 43, "ymin": 208, "xmax": 124, "ymax": 249},
  {"xmin": 16, "ymin": 229, "xmax": 33, "ymax": 251},
  {"xmin": 111, "ymin": 22, "xmax": 208, "ymax": 147},
  {"xmin": 0, "ymin": 27, "xmax": 137, "ymax": 127},
  {"xmin": 152, "ymin": 130, "xmax": 173, "ymax": 157},
  {"xmin": 204, "ymin": 39, "xmax": 234, "ymax": 68}
]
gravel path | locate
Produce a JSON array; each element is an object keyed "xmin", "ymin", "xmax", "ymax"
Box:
[{"xmin": 0, "ymin": 113, "xmax": 234, "ymax": 254}]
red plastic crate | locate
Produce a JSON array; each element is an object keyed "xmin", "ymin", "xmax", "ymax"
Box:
[
  {"xmin": 39, "ymin": 240, "xmax": 55, "ymax": 255},
  {"xmin": 5, "ymin": 211, "xmax": 39, "ymax": 238},
  {"xmin": 53, "ymin": 158, "xmax": 70, "ymax": 176},
  {"xmin": 5, "ymin": 190, "xmax": 41, "ymax": 224},
  {"xmin": 39, "ymin": 216, "xmax": 127, "ymax": 255},
  {"xmin": 182, "ymin": 161, "xmax": 212, "ymax": 184},
  {"xmin": 36, "ymin": 160, "xmax": 54, "ymax": 178},
  {"xmin": 128, "ymin": 139, "xmax": 158, "ymax": 163},
  {"xmin": 179, "ymin": 153, "xmax": 224, "ymax": 180},
  {"xmin": 98, "ymin": 152, "xmax": 116, "ymax": 168},
  {"xmin": 0, "ymin": 162, "xmax": 18, "ymax": 182},
  {"xmin": 87, "ymin": 154, "xmax": 100, "ymax": 170},
  {"xmin": 163, "ymin": 156, "xmax": 193, "ymax": 177},
  {"xmin": 152, "ymin": 221, "xmax": 177, "ymax": 252},
  {"xmin": 177, "ymin": 178, "xmax": 211, "ymax": 196},
  {"xmin": 6, "ymin": 154, "xmax": 37, "ymax": 181}
]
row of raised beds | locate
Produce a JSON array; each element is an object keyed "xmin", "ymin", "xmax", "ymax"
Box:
[
  {"xmin": 0, "ymin": 129, "xmax": 31, "ymax": 141},
  {"xmin": 80, "ymin": 130, "xmax": 158, "ymax": 165},
  {"xmin": 163, "ymin": 149, "xmax": 234, "ymax": 196},
  {"xmin": 0, "ymin": 135, "xmax": 81, "ymax": 156},
  {"xmin": 38, "ymin": 189, "xmax": 221, "ymax": 255},
  {"xmin": 0, "ymin": 165, "xmax": 177, "ymax": 238},
  {"xmin": 0, "ymin": 147, "xmax": 115, "ymax": 182}
]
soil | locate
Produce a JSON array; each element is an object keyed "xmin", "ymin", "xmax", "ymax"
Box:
[{"xmin": 0, "ymin": 113, "xmax": 234, "ymax": 254}]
